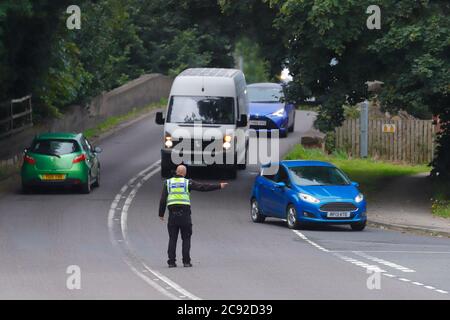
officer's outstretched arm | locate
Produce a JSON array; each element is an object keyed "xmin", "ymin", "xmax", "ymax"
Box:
[{"xmin": 189, "ymin": 180, "xmax": 226, "ymax": 192}]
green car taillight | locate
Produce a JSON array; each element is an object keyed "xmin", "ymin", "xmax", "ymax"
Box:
[
  {"xmin": 23, "ymin": 154, "xmax": 36, "ymax": 165},
  {"xmin": 72, "ymin": 154, "xmax": 86, "ymax": 164}
]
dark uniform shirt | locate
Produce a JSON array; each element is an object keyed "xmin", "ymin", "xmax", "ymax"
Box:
[{"xmin": 159, "ymin": 175, "xmax": 221, "ymax": 217}]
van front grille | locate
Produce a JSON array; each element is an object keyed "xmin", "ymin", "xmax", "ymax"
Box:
[{"xmin": 172, "ymin": 138, "xmax": 222, "ymax": 152}]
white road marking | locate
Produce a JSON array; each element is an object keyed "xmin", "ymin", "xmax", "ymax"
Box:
[
  {"xmin": 353, "ymin": 251, "xmax": 415, "ymax": 273},
  {"xmin": 436, "ymin": 289, "xmax": 448, "ymax": 294},
  {"xmin": 331, "ymin": 250, "xmax": 450, "ymax": 254},
  {"xmin": 108, "ymin": 160, "xmax": 201, "ymax": 300},
  {"xmin": 292, "ymin": 230, "xmax": 448, "ymax": 296},
  {"xmin": 293, "ymin": 230, "xmax": 329, "ymax": 252}
]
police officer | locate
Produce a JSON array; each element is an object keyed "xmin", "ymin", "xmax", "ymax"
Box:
[{"xmin": 159, "ymin": 165, "xmax": 227, "ymax": 268}]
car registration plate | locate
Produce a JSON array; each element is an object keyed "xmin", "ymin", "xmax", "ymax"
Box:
[
  {"xmin": 41, "ymin": 174, "xmax": 66, "ymax": 181},
  {"xmin": 327, "ymin": 212, "xmax": 351, "ymax": 218},
  {"xmin": 249, "ymin": 120, "xmax": 267, "ymax": 126}
]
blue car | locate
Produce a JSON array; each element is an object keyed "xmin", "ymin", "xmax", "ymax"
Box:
[
  {"xmin": 247, "ymin": 83, "xmax": 295, "ymax": 138},
  {"xmin": 250, "ymin": 160, "xmax": 367, "ymax": 231}
]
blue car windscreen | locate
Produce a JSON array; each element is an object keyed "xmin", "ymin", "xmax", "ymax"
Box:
[{"xmin": 288, "ymin": 166, "xmax": 351, "ymax": 186}]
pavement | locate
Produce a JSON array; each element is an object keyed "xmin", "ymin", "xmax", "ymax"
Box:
[
  {"xmin": 0, "ymin": 110, "xmax": 449, "ymax": 299},
  {"xmin": 369, "ymin": 173, "xmax": 450, "ymax": 237}
]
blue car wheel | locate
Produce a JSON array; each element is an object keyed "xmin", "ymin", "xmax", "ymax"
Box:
[
  {"xmin": 251, "ymin": 198, "xmax": 265, "ymax": 223},
  {"xmin": 286, "ymin": 204, "xmax": 299, "ymax": 229},
  {"xmin": 350, "ymin": 220, "xmax": 367, "ymax": 231}
]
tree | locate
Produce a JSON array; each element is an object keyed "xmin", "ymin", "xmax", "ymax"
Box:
[
  {"xmin": 234, "ymin": 37, "xmax": 270, "ymax": 84},
  {"xmin": 219, "ymin": 0, "xmax": 286, "ymax": 79}
]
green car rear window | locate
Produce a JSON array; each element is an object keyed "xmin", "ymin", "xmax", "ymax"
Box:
[{"xmin": 30, "ymin": 139, "xmax": 80, "ymax": 156}]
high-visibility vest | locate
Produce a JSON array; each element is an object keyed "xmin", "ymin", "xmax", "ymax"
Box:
[{"xmin": 167, "ymin": 177, "xmax": 191, "ymax": 206}]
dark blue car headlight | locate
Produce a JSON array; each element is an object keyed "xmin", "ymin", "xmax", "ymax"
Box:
[{"xmin": 270, "ymin": 108, "xmax": 285, "ymax": 117}]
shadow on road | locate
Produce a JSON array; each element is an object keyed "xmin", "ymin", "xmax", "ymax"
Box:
[
  {"xmin": 263, "ymin": 219, "xmax": 354, "ymax": 232},
  {"xmin": 16, "ymin": 186, "xmax": 86, "ymax": 196}
]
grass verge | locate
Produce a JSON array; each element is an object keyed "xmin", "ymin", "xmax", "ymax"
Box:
[
  {"xmin": 83, "ymin": 98, "xmax": 167, "ymax": 139},
  {"xmin": 284, "ymin": 145, "xmax": 430, "ymax": 196},
  {"xmin": 431, "ymin": 179, "xmax": 450, "ymax": 218}
]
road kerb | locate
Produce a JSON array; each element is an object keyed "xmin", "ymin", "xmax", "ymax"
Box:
[{"xmin": 368, "ymin": 219, "xmax": 450, "ymax": 238}]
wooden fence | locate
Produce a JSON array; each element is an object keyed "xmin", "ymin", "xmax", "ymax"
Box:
[
  {"xmin": 335, "ymin": 119, "xmax": 435, "ymax": 164},
  {"xmin": 0, "ymin": 95, "xmax": 33, "ymax": 140}
]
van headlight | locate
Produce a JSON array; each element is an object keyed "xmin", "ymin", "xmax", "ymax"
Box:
[
  {"xmin": 299, "ymin": 193, "xmax": 320, "ymax": 204},
  {"xmin": 164, "ymin": 135, "xmax": 173, "ymax": 148},
  {"xmin": 223, "ymin": 135, "xmax": 232, "ymax": 150},
  {"xmin": 355, "ymin": 193, "xmax": 364, "ymax": 203}
]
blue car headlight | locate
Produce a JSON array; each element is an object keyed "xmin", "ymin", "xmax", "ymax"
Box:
[
  {"xmin": 299, "ymin": 193, "xmax": 321, "ymax": 204},
  {"xmin": 271, "ymin": 108, "xmax": 285, "ymax": 117},
  {"xmin": 355, "ymin": 193, "xmax": 364, "ymax": 203}
]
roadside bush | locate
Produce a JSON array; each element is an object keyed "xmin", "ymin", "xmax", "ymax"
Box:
[{"xmin": 324, "ymin": 131, "xmax": 336, "ymax": 154}]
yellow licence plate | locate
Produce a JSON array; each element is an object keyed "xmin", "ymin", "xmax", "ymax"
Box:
[{"xmin": 41, "ymin": 174, "xmax": 66, "ymax": 181}]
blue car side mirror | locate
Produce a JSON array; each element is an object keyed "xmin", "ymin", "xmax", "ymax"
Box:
[
  {"xmin": 351, "ymin": 181, "xmax": 359, "ymax": 188},
  {"xmin": 275, "ymin": 182, "xmax": 286, "ymax": 188}
]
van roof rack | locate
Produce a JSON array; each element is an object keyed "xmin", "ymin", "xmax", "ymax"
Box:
[{"xmin": 179, "ymin": 68, "xmax": 240, "ymax": 78}]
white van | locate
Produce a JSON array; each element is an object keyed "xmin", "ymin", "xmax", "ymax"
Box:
[{"xmin": 155, "ymin": 68, "xmax": 249, "ymax": 178}]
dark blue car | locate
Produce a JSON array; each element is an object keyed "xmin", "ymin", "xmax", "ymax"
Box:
[
  {"xmin": 250, "ymin": 160, "xmax": 367, "ymax": 231},
  {"xmin": 247, "ymin": 83, "xmax": 295, "ymax": 137}
]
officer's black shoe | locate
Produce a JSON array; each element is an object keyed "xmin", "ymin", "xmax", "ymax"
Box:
[
  {"xmin": 168, "ymin": 263, "xmax": 177, "ymax": 268},
  {"xmin": 183, "ymin": 263, "xmax": 192, "ymax": 268}
]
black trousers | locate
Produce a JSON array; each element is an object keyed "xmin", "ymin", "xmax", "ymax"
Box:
[{"xmin": 167, "ymin": 206, "xmax": 192, "ymax": 264}]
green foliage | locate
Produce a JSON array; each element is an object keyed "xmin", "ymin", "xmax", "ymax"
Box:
[
  {"xmin": 234, "ymin": 37, "xmax": 270, "ymax": 83},
  {"xmin": 432, "ymin": 179, "xmax": 450, "ymax": 218},
  {"xmin": 34, "ymin": 39, "xmax": 91, "ymax": 118},
  {"xmin": 219, "ymin": 0, "xmax": 286, "ymax": 78},
  {"xmin": 343, "ymin": 104, "xmax": 360, "ymax": 120},
  {"xmin": 164, "ymin": 29, "xmax": 213, "ymax": 76},
  {"xmin": 0, "ymin": 0, "xmax": 237, "ymax": 117},
  {"xmin": 285, "ymin": 144, "xmax": 429, "ymax": 195}
]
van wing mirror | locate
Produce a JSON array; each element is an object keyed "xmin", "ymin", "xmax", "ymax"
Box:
[
  {"xmin": 237, "ymin": 114, "xmax": 248, "ymax": 127},
  {"xmin": 155, "ymin": 112, "xmax": 165, "ymax": 125}
]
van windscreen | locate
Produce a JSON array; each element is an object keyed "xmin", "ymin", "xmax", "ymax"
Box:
[{"xmin": 167, "ymin": 96, "xmax": 235, "ymax": 124}]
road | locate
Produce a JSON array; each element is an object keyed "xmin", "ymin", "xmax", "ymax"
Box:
[{"xmin": 0, "ymin": 110, "xmax": 449, "ymax": 299}]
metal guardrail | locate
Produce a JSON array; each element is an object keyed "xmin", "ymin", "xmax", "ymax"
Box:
[{"xmin": 0, "ymin": 95, "xmax": 33, "ymax": 140}]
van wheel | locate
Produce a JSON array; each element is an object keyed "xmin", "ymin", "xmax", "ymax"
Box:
[
  {"xmin": 251, "ymin": 198, "xmax": 265, "ymax": 223},
  {"xmin": 237, "ymin": 149, "xmax": 247, "ymax": 170},
  {"xmin": 226, "ymin": 167, "xmax": 237, "ymax": 179}
]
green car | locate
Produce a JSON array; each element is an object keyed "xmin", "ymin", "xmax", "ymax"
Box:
[{"xmin": 21, "ymin": 132, "xmax": 102, "ymax": 194}]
